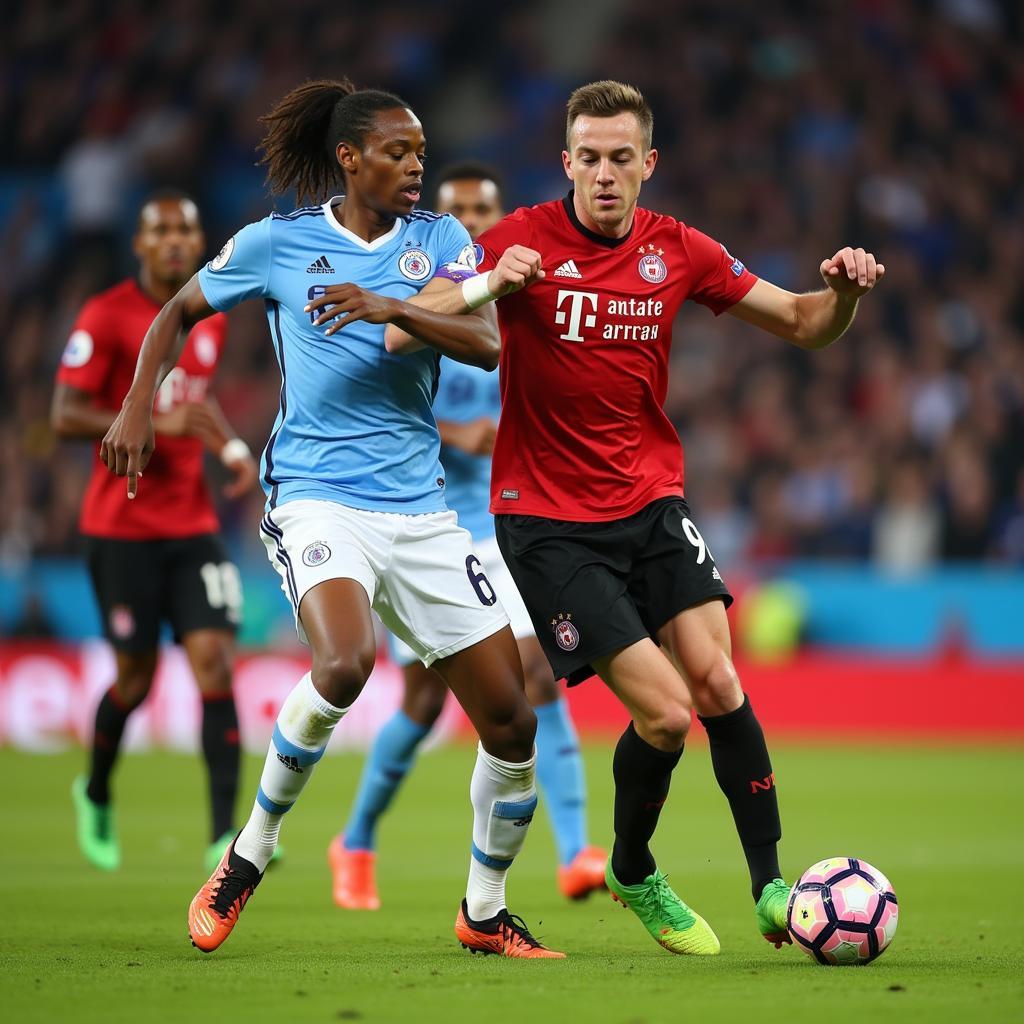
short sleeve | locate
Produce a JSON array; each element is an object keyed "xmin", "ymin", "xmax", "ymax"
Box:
[
  {"xmin": 197, "ymin": 218, "xmax": 272, "ymax": 311},
  {"xmin": 55, "ymin": 297, "xmax": 119, "ymax": 395},
  {"xmin": 683, "ymin": 225, "xmax": 758, "ymax": 315},
  {"xmin": 430, "ymin": 215, "xmax": 477, "ymax": 284},
  {"xmin": 474, "ymin": 209, "xmax": 534, "ymax": 273}
]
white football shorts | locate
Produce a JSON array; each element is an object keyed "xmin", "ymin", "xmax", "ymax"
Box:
[
  {"xmin": 386, "ymin": 534, "xmax": 534, "ymax": 666},
  {"xmin": 260, "ymin": 499, "xmax": 510, "ymax": 667}
]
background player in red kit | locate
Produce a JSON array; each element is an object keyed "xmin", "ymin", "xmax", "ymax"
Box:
[
  {"xmin": 466, "ymin": 81, "xmax": 886, "ymax": 955},
  {"xmin": 52, "ymin": 193, "xmax": 259, "ymax": 873}
]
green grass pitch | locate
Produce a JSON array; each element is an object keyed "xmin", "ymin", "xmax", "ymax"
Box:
[{"xmin": 2, "ymin": 741, "xmax": 1021, "ymax": 1023}]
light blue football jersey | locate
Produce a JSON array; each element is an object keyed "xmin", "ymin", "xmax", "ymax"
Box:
[
  {"xmin": 197, "ymin": 198, "xmax": 477, "ymax": 513},
  {"xmin": 432, "ymin": 357, "xmax": 500, "ymax": 541}
]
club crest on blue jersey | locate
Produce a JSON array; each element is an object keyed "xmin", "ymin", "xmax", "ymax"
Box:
[
  {"xmin": 398, "ymin": 249, "xmax": 432, "ymax": 281},
  {"xmin": 637, "ymin": 248, "xmax": 667, "ymax": 283},
  {"xmin": 302, "ymin": 541, "xmax": 332, "ymax": 567}
]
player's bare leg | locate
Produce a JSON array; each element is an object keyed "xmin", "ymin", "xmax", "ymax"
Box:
[
  {"xmin": 73, "ymin": 651, "xmax": 157, "ymax": 871},
  {"xmin": 434, "ymin": 629, "xmax": 565, "ymax": 958},
  {"xmin": 183, "ymin": 628, "xmax": 243, "ymax": 869},
  {"xmin": 658, "ymin": 599, "xmax": 789, "ymax": 946},
  {"xmin": 592, "ymin": 640, "xmax": 719, "ymax": 954},
  {"xmin": 190, "ymin": 580, "xmax": 371, "ymax": 951},
  {"xmin": 330, "ymin": 661, "xmax": 448, "ymax": 909}
]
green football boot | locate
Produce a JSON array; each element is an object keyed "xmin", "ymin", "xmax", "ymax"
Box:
[
  {"xmin": 71, "ymin": 776, "xmax": 120, "ymax": 871},
  {"xmin": 605, "ymin": 859, "xmax": 720, "ymax": 955},
  {"xmin": 755, "ymin": 878, "xmax": 793, "ymax": 948},
  {"xmin": 205, "ymin": 831, "xmax": 284, "ymax": 873}
]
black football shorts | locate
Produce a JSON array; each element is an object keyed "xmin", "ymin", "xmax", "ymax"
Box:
[
  {"xmin": 495, "ymin": 497, "xmax": 732, "ymax": 685},
  {"xmin": 83, "ymin": 533, "xmax": 241, "ymax": 654}
]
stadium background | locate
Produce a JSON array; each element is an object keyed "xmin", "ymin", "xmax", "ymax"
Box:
[
  {"xmin": 2, "ymin": 3, "xmax": 1023, "ymax": 1022},
  {"xmin": 1, "ymin": 0, "xmax": 1021, "ymax": 745}
]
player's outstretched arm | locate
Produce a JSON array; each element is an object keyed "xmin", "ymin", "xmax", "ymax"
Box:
[
  {"xmin": 100, "ymin": 275, "xmax": 217, "ymax": 498},
  {"xmin": 728, "ymin": 246, "xmax": 884, "ymax": 349}
]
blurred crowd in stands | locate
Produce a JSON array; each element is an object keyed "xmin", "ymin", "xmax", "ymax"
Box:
[{"xmin": 1, "ymin": 0, "xmax": 1022, "ymax": 580}]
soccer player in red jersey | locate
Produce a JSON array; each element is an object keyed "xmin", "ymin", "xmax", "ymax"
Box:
[
  {"xmin": 389, "ymin": 80, "xmax": 885, "ymax": 955},
  {"xmin": 52, "ymin": 193, "xmax": 259, "ymax": 873}
]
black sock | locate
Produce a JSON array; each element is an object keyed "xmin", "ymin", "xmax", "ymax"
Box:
[
  {"xmin": 611, "ymin": 722, "xmax": 683, "ymax": 886},
  {"xmin": 201, "ymin": 694, "xmax": 241, "ymax": 841},
  {"xmin": 86, "ymin": 687, "xmax": 132, "ymax": 805},
  {"xmin": 699, "ymin": 694, "xmax": 782, "ymax": 900}
]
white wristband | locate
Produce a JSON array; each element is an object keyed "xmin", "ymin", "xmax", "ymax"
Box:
[
  {"xmin": 220, "ymin": 438, "xmax": 252, "ymax": 465},
  {"xmin": 461, "ymin": 273, "xmax": 496, "ymax": 310}
]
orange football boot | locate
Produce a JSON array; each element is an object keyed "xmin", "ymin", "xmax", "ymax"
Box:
[
  {"xmin": 328, "ymin": 835, "xmax": 381, "ymax": 910},
  {"xmin": 188, "ymin": 839, "xmax": 263, "ymax": 953},
  {"xmin": 557, "ymin": 845, "xmax": 608, "ymax": 900},
  {"xmin": 455, "ymin": 899, "xmax": 565, "ymax": 959}
]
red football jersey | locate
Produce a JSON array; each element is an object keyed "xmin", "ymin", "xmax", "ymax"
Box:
[
  {"xmin": 477, "ymin": 194, "xmax": 757, "ymax": 522},
  {"xmin": 56, "ymin": 279, "xmax": 228, "ymax": 539}
]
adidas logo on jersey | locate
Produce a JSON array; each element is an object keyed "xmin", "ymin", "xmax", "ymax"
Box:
[
  {"xmin": 306, "ymin": 255, "xmax": 335, "ymax": 274},
  {"xmin": 553, "ymin": 259, "xmax": 583, "ymax": 279}
]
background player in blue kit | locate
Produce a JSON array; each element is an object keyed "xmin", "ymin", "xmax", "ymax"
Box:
[
  {"xmin": 330, "ymin": 164, "xmax": 606, "ymax": 911},
  {"xmin": 100, "ymin": 79, "xmax": 562, "ymax": 959}
]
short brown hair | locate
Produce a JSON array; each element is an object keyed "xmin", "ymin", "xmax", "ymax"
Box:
[{"xmin": 565, "ymin": 80, "xmax": 653, "ymax": 151}]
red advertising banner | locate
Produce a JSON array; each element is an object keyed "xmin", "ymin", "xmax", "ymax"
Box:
[{"xmin": 0, "ymin": 642, "xmax": 1021, "ymax": 752}]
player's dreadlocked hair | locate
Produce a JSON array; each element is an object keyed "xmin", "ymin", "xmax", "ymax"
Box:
[{"xmin": 258, "ymin": 79, "xmax": 411, "ymax": 205}]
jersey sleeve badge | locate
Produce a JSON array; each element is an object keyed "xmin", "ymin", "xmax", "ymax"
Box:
[{"xmin": 61, "ymin": 329, "xmax": 94, "ymax": 367}]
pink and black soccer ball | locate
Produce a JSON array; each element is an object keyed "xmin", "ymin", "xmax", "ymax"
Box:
[{"xmin": 787, "ymin": 857, "xmax": 898, "ymax": 965}]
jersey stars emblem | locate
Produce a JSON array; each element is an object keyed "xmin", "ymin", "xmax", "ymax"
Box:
[
  {"xmin": 637, "ymin": 244, "xmax": 668, "ymax": 284},
  {"xmin": 550, "ymin": 612, "xmax": 580, "ymax": 653}
]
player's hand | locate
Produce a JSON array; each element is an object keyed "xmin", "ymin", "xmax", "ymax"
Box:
[
  {"xmin": 488, "ymin": 245, "xmax": 545, "ymax": 297},
  {"xmin": 444, "ymin": 417, "xmax": 497, "ymax": 456},
  {"xmin": 100, "ymin": 399, "xmax": 155, "ymax": 499},
  {"xmin": 221, "ymin": 448, "xmax": 259, "ymax": 499},
  {"xmin": 153, "ymin": 402, "xmax": 220, "ymax": 444},
  {"xmin": 820, "ymin": 247, "xmax": 885, "ymax": 297},
  {"xmin": 305, "ymin": 284, "xmax": 403, "ymax": 336}
]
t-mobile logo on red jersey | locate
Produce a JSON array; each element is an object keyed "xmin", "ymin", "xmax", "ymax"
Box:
[{"xmin": 553, "ymin": 289, "xmax": 599, "ymax": 343}]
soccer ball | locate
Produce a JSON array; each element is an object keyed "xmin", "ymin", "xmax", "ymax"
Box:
[{"xmin": 787, "ymin": 857, "xmax": 898, "ymax": 965}]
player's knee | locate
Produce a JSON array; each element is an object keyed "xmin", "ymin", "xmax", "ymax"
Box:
[
  {"xmin": 312, "ymin": 647, "xmax": 375, "ymax": 708},
  {"xmin": 404, "ymin": 680, "xmax": 447, "ymax": 726},
  {"xmin": 639, "ymin": 702, "xmax": 691, "ymax": 749},
  {"xmin": 114, "ymin": 661, "xmax": 157, "ymax": 710},
  {"xmin": 189, "ymin": 640, "xmax": 233, "ymax": 695},
  {"xmin": 690, "ymin": 652, "xmax": 742, "ymax": 716},
  {"xmin": 480, "ymin": 700, "xmax": 537, "ymax": 763}
]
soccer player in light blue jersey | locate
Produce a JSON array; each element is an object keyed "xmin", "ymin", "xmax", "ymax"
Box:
[
  {"xmin": 331, "ymin": 163, "xmax": 606, "ymax": 911},
  {"xmin": 100, "ymin": 79, "xmax": 563, "ymax": 959}
]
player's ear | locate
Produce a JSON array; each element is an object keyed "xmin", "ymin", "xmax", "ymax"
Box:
[
  {"xmin": 561, "ymin": 150, "xmax": 573, "ymax": 182},
  {"xmin": 337, "ymin": 141, "xmax": 359, "ymax": 176},
  {"xmin": 131, "ymin": 231, "xmax": 145, "ymax": 261},
  {"xmin": 641, "ymin": 148, "xmax": 658, "ymax": 182}
]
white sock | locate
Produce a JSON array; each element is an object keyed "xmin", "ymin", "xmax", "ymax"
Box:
[
  {"xmin": 465, "ymin": 743, "xmax": 537, "ymax": 921},
  {"xmin": 235, "ymin": 673, "xmax": 347, "ymax": 872}
]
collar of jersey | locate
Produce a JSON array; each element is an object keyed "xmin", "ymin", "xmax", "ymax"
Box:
[
  {"xmin": 321, "ymin": 196, "xmax": 402, "ymax": 251},
  {"xmin": 561, "ymin": 191, "xmax": 635, "ymax": 249}
]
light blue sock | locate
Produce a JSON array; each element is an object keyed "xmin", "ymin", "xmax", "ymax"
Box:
[
  {"xmin": 534, "ymin": 697, "xmax": 588, "ymax": 865},
  {"xmin": 343, "ymin": 710, "xmax": 431, "ymax": 851}
]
